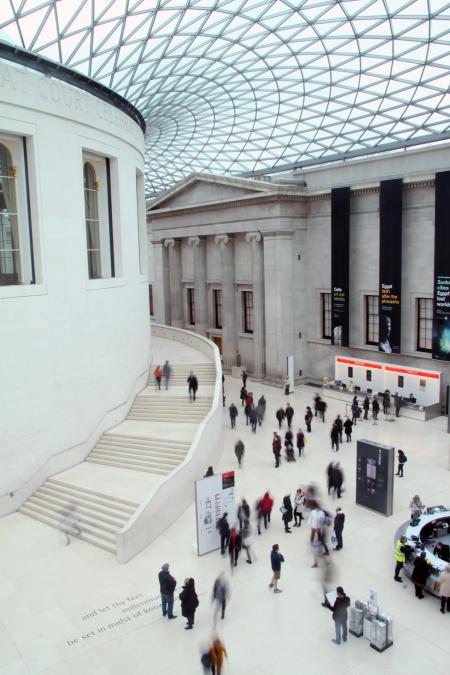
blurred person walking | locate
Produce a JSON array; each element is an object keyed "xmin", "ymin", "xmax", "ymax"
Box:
[
  {"xmin": 237, "ymin": 498, "xmax": 250, "ymax": 530},
  {"xmin": 330, "ymin": 423, "xmax": 340, "ymax": 452},
  {"xmin": 269, "ymin": 544, "xmax": 285, "ymax": 593},
  {"xmin": 212, "ymin": 574, "xmax": 230, "ymax": 624},
  {"xmin": 305, "ymin": 406, "xmax": 313, "ymax": 433},
  {"xmin": 229, "ymin": 403, "xmax": 238, "ymax": 429},
  {"xmin": 343, "ymin": 417, "xmax": 352, "ymax": 442},
  {"xmin": 296, "ymin": 428, "xmax": 306, "ymax": 457},
  {"xmin": 187, "ymin": 371, "xmax": 198, "ymax": 401},
  {"xmin": 285, "ymin": 402, "xmax": 294, "ymax": 429},
  {"xmin": 162, "ymin": 360, "xmax": 172, "ymax": 389},
  {"xmin": 249, "ymin": 404, "xmax": 258, "ymax": 432},
  {"xmin": 153, "ymin": 365, "xmax": 162, "ymax": 390},
  {"xmin": 259, "ymin": 491, "xmax": 274, "ymax": 532},
  {"xmin": 216, "ymin": 513, "xmax": 230, "ymax": 555},
  {"xmin": 241, "ymin": 520, "xmax": 254, "ymax": 564},
  {"xmin": 276, "ymin": 406, "xmax": 286, "ymax": 429},
  {"xmin": 273, "ymin": 432, "xmax": 282, "ymax": 468},
  {"xmin": 240, "ymin": 385, "xmax": 247, "ymax": 407},
  {"xmin": 234, "ymin": 439, "xmax": 245, "ymax": 468},
  {"xmin": 209, "ymin": 636, "xmax": 228, "ymax": 675},
  {"xmin": 228, "ymin": 526, "xmax": 241, "ymax": 568},
  {"xmin": 437, "ymin": 565, "xmax": 450, "ymax": 614},
  {"xmin": 363, "ymin": 396, "xmax": 370, "ymax": 420}
]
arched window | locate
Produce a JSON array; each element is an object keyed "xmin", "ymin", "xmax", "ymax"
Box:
[
  {"xmin": 84, "ymin": 161, "xmax": 101, "ymax": 279},
  {"xmin": 0, "ymin": 143, "xmax": 20, "ymax": 284}
]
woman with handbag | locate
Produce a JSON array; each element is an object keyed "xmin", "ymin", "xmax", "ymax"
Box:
[
  {"xmin": 293, "ymin": 488, "xmax": 305, "ymax": 527},
  {"xmin": 179, "ymin": 578, "xmax": 199, "ymax": 629}
]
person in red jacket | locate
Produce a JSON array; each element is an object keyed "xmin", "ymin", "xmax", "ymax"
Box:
[{"xmin": 259, "ymin": 491, "xmax": 274, "ymax": 530}]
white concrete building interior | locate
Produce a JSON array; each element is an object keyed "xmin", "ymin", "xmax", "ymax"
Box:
[{"xmin": 1, "ymin": 2, "xmax": 450, "ymax": 674}]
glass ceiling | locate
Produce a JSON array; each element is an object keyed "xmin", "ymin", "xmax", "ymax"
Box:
[{"xmin": 1, "ymin": 1, "xmax": 450, "ymax": 196}]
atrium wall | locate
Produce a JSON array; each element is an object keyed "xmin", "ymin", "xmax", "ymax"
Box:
[
  {"xmin": 0, "ymin": 58, "xmax": 150, "ymax": 514},
  {"xmin": 147, "ymin": 145, "xmax": 450, "ymax": 401}
]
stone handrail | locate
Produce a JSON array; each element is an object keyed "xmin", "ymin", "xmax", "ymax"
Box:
[{"xmin": 116, "ymin": 323, "xmax": 223, "ymax": 563}]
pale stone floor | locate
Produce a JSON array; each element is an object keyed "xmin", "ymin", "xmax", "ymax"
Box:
[{"xmin": 1, "ymin": 375, "xmax": 450, "ymax": 675}]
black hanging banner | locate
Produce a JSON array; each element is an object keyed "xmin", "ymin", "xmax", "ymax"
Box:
[
  {"xmin": 432, "ymin": 171, "xmax": 450, "ymax": 360},
  {"xmin": 331, "ymin": 187, "xmax": 350, "ymax": 347},
  {"xmin": 379, "ymin": 179, "xmax": 402, "ymax": 354}
]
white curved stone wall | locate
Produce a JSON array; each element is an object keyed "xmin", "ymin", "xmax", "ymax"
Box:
[{"xmin": 0, "ymin": 58, "xmax": 150, "ymax": 515}]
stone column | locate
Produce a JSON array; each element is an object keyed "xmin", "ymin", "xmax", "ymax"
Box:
[
  {"xmin": 263, "ymin": 232, "xmax": 295, "ymax": 383},
  {"xmin": 215, "ymin": 234, "xmax": 236, "ymax": 369},
  {"xmin": 164, "ymin": 238, "xmax": 183, "ymax": 328},
  {"xmin": 188, "ymin": 236, "xmax": 207, "ymax": 336},
  {"xmin": 151, "ymin": 239, "xmax": 171, "ymax": 324},
  {"xmin": 245, "ymin": 232, "xmax": 265, "ymax": 379}
]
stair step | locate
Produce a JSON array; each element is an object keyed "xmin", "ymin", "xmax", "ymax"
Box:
[
  {"xmin": 19, "ymin": 503, "xmax": 117, "ymax": 544},
  {"xmin": 42, "ymin": 484, "xmax": 136, "ymax": 515},
  {"xmin": 47, "ymin": 478, "xmax": 139, "ymax": 508},
  {"xmin": 102, "ymin": 433, "xmax": 189, "ymax": 447},
  {"xmin": 26, "ymin": 496, "xmax": 120, "ymax": 535},
  {"xmin": 96, "ymin": 440, "xmax": 187, "ymax": 456},
  {"xmin": 88, "ymin": 450, "xmax": 180, "ymax": 468},
  {"xmin": 85, "ymin": 457, "xmax": 170, "ymax": 475},
  {"xmin": 19, "ymin": 507, "xmax": 116, "ymax": 553},
  {"xmin": 36, "ymin": 486, "xmax": 131, "ymax": 520},
  {"xmin": 30, "ymin": 492, "xmax": 127, "ymax": 527}
]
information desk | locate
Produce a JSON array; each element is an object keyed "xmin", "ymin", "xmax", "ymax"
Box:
[{"xmin": 395, "ymin": 506, "xmax": 450, "ymax": 597}]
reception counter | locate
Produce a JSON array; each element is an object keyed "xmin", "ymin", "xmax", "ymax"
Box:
[{"xmin": 395, "ymin": 506, "xmax": 450, "ymax": 596}]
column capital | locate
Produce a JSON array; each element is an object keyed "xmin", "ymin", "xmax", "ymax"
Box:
[
  {"xmin": 245, "ymin": 231, "xmax": 262, "ymax": 244},
  {"xmin": 164, "ymin": 238, "xmax": 175, "ymax": 248},
  {"xmin": 214, "ymin": 234, "xmax": 231, "ymax": 247},
  {"xmin": 187, "ymin": 236, "xmax": 201, "ymax": 247}
]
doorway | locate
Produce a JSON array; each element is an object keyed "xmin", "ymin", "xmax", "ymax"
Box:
[{"xmin": 212, "ymin": 336, "xmax": 222, "ymax": 354}]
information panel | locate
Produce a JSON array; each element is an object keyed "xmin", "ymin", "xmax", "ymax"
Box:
[
  {"xmin": 356, "ymin": 440, "xmax": 394, "ymax": 516},
  {"xmin": 433, "ymin": 171, "xmax": 450, "ymax": 360},
  {"xmin": 195, "ymin": 471, "xmax": 235, "ymax": 556},
  {"xmin": 331, "ymin": 186, "xmax": 350, "ymax": 347},
  {"xmin": 379, "ymin": 179, "xmax": 403, "ymax": 354}
]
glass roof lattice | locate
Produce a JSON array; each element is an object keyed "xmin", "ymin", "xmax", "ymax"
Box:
[{"xmin": 1, "ymin": 1, "xmax": 450, "ymax": 196}]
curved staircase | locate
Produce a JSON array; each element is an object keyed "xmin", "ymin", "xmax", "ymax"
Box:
[{"xmin": 18, "ymin": 326, "xmax": 222, "ymax": 561}]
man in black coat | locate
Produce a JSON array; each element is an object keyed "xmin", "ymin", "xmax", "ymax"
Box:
[
  {"xmin": 217, "ymin": 512, "xmax": 230, "ymax": 555},
  {"xmin": 411, "ymin": 551, "xmax": 430, "ymax": 599},
  {"xmin": 285, "ymin": 403, "xmax": 294, "ymax": 429},
  {"xmin": 333, "ymin": 507, "xmax": 345, "ymax": 550},
  {"xmin": 325, "ymin": 586, "xmax": 350, "ymax": 644},
  {"xmin": 229, "ymin": 403, "xmax": 238, "ymax": 428},
  {"xmin": 158, "ymin": 563, "xmax": 177, "ymax": 619}
]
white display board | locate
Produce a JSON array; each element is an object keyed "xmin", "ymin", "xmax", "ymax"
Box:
[
  {"xmin": 335, "ymin": 356, "xmax": 441, "ymax": 406},
  {"xmin": 195, "ymin": 471, "xmax": 236, "ymax": 556}
]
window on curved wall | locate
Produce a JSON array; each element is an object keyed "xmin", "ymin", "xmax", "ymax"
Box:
[
  {"xmin": 83, "ymin": 153, "xmax": 115, "ymax": 280},
  {"xmin": 0, "ymin": 137, "xmax": 35, "ymax": 286}
]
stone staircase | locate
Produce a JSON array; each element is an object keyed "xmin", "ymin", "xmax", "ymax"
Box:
[
  {"xmin": 128, "ymin": 395, "xmax": 212, "ymax": 422},
  {"xmin": 147, "ymin": 362, "xmax": 216, "ymax": 386},
  {"xmin": 19, "ymin": 478, "xmax": 138, "ymax": 553},
  {"xmin": 85, "ymin": 432, "xmax": 190, "ymax": 475}
]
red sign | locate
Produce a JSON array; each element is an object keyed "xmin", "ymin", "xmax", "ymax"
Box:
[
  {"xmin": 384, "ymin": 365, "xmax": 440, "ymax": 379},
  {"xmin": 336, "ymin": 357, "xmax": 382, "ymax": 370}
]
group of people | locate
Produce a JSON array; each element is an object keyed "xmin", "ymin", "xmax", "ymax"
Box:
[{"xmin": 153, "ymin": 360, "xmax": 172, "ymax": 390}]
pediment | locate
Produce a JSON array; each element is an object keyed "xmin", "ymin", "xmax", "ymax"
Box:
[{"xmin": 147, "ymin": 173, "xmax": 276, "ymax": 212}]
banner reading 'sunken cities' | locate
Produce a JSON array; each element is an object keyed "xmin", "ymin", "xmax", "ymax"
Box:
[
  {"xmin": 331, "ymin": 187, "xmax": 350, "ymax": 347},
  {"xmin": 379, "ymin": 179, "xmax": 403, "ymax": 354},
  {"xmin": 433, "ymin": 171, "xmax": 450, "ymax": 360}
]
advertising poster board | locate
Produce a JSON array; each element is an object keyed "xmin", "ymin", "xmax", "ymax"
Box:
[
  {"xmin": 331, "ymin": 186, "xmax": 350, "ymax": 347},
  {"xmin": 195, "ymin": 471, "xmax": 235, "ymax": 556},
  {"xmin": 356, "ymin": 440, "xmax": 394, "ymax": 516},
  {"xmin": 432, "ymin": 171, "xmax": 450, "ymax": 360},
  {"xmin": 379, "ymin": 179, "xmax": 403, "ymax": 355}
]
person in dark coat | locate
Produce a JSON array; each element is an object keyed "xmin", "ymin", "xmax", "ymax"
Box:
[
  {"xmin": 296, "ymin": 428, "xmax": 305, "ymax": 457},
  {"xmin": 241, "ymin": 369, "xmax": 248, "ymax": 388},
  {"xmin": 343, "ymin": 417, "xmax": 352, "ymax": 442},
  {"xmin": 396, "ymin": 449, "xmax": 407, "ymax": 477},
  {"xmin": 228, "ymin": 527, "xmax": 242, "ymax": 568},
  {"xmin": 325, "ymin": 586, "xmax": 350, "ymax": 644},
  {"xmin": 228, "ymin": 403, "xmax": 238, "ymax": 428},
  {"xmin": 281, "ymin": 494, "xmax": 293, "ymax": 533},
  {"xmin": 305, "ymin": 406, "xmax": 313, "ymax": 432},
  {"xmin": 257, "ymin": 395, "xmax": 266, "ymax": 416},
  {"xmin": 327, "ymin": 462, "xmax": 335, "ymax": 495},
  {"xmin": 330, "ymin": 424, "xmax": 339, "ymax": 452},
  {"xmin": 216, "ymin": 513, "xmax": 230, "ymax": 555},
  {"xmin": 285, "ymin": 402, "xmax": 294, "ymax": 429},
  {"xmin": 393, "ymin": 392, "xmax": 402, "ymax": 417},
  {"xmin": 351, "ymin": 399, "xmax": 359, "ymax": 425},
  {"xmin": 276, "ymin": 406, "xmax": 286, "ymax": 429},
  {"xmin": 272, "ymin": 432, "xmax": 282, "ymax": 468},
  {"xmin": 187, "ymin": 371, "xmax": 198, "ymax": 401},
  {"xmin": 158, "ymin": 563, "xmax": 177, "ymax": 619},
  {"xmin": 240, "ymin": 386, "xmax": 247, "ymax": 407},
  {"xmin": 372, "ymin": 397, "xmax": 380, "ymax": 420},
  {"xmin": 318, "ymin": 399, "xmax": 327, "ymax": 422},
  {"xmin": 411, "ymin": 551, "xmax": 430, "ymax": 599},
  {"xmin": 244, "ymin": 401, "xmax": 252, "ymax": 426},
  {"xmin": 284, "ymin": 429, "xmax": 293, "ymax": 448},
  {"xmin": 204, "ymin": 466, "xmax": 214, "ymax": 477},
  {"xmin": 314, "ymin": 393, "xmax": 321, "ymax": 417},
  {"xmin": 383, "ymin": 390, "xmax": 391, "ymax": 415},
  {"xmin": 333, "ymin": 507, "xmax": 345, "ymax": 550},
  {"xmin": 234, "ymin": 440, "xmax": 245, "ymax": 468},
  {"xmin": 256, "ymin": 401, "xmax": 265, "ymax": 426},
  {"xmin": 333, "ymin": 463, "xmax": 344, "ymax": 499},
  {"xmin": 363, "ymin": 396, "xmax": 370, "ymax": 420},
  {"xmin": 334, "ymin": 415, "xmax": 343, "ymax": 443},
  {"xmin": 179, "ymin": 577, "xmax": 199, "ymax": 629},
  {"xmin": 249, "ymin": 404, "xmax": 258, "ymax": 432}
]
